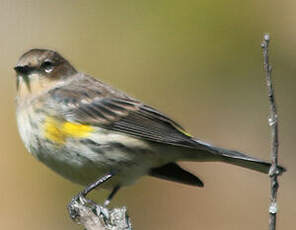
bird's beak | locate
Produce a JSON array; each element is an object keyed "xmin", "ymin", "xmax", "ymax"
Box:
[{"xmin": 14, "ymin": 66, "xmax": 31, "ymax": 91}]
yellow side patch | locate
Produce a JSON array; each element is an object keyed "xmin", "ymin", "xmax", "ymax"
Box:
[
  {"xmin": 44, "ymin": 117, "xmax": 64, "ymax": 144},
  {"xmin": 61, "ymin": 122, "xmax": 94, "ymax": 138},
  {"xmin": 44, "ymin": 117, "xmax": 94, "ymax": 144}
]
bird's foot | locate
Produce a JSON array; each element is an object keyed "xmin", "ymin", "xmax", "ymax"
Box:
[{"xmin": 67, "ymin": 192, "xmax": 95, "ymax": 221}]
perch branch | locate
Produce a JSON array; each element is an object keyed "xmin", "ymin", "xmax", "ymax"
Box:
[{"xmin": 69, "ymin": 196, "xmax": 133, "ymax": 230}]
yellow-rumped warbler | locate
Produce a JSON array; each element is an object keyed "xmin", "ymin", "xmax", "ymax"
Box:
[{"xmin": 15, "ymin": 49, "xmax": 285, "ymax": 208}]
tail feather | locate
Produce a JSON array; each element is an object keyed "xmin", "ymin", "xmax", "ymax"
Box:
[
  {"xmin": 149, "ymin": 163, "xmax": 204, "ymax": 187},
  {"xmin": 193, "ymin": 139, "xmax": 286, "ymax": 174}
]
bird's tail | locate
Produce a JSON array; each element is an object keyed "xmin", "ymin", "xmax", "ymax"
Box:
[{"xmin": 184, "ymin": 139, "xmax": 286, "ymax": 174}]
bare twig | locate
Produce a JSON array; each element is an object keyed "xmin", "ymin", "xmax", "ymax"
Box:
[
  {"xmin": 261, "ymin": 34, "xmax": 280, "ymax": 230},
  {"xmin": 69, "ymin": 196, "xmax": 133, "ymax": 230}
]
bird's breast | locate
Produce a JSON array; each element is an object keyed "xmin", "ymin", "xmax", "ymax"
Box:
[{"xmin": 16, "ymin": 104, "xmax": 43, "ymax": 155}]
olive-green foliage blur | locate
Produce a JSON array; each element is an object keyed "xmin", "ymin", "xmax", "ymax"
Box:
[{"xmin": 0, "ymin": 1, "xmax": 294, "ymax": 229}]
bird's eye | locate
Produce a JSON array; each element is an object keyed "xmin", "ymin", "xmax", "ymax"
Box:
[{"xmin": 41, "ymin": 60, "xmax": 54, "ymax": 73}]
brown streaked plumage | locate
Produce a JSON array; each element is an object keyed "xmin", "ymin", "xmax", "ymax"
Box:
[{"xmin": 14, "ymin": 49, "xmax": 286, "ymax": 207}]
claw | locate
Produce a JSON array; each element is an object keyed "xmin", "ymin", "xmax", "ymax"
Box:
[
  {"xmin": 98, "ymin": 205, "xmax": 110, "ymax": 220},
  {"xmin": 67, "ymin": 173, "xmax": 114, "ymax": 221},
  {"xmin": 67, "ymin": 192, "xmax": 89, "ymax": 220}
]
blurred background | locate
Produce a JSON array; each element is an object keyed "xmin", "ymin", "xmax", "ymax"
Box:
[{"xmin": 0, "ymin": 0, "xmax": 294, "ymax": 229}]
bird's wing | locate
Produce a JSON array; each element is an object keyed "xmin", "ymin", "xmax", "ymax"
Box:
[{"xmin": 47, "ymin": 75, "xmax": 197, "ymax": 148}]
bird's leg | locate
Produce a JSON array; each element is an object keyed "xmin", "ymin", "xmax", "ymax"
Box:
[
  {"xmin": 68, "ymin": 172, "xmax": 113, "ymax": 220},
  {"xmin": 104, "ymin": 185, "xmax": 121, "ymax": 207},
  {"xmin": 81, "ymin": 173, "xmax": 113, "ymax": 197}
]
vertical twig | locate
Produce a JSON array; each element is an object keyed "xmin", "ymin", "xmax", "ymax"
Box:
[{"xmin": 261, "ymin": 34, "xmax": 280, "ymax": 230}]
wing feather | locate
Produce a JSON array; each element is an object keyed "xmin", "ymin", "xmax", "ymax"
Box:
[{"xmin": 47, "ymin": 75, "xmax": 197, "ymax": 148}]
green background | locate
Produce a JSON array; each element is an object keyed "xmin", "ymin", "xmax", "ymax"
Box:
[{"xmin": 0, "ymin": 1, "xmax": 294, "ymax": 229}]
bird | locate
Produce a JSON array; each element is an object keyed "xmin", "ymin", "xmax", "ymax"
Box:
[{"xmin": 14, "ymin": 48, "xmax": 285, "ymax": 210}]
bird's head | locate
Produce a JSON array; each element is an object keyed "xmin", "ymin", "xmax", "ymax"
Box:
[{"xmin": 14, "ymin": 49, "xmax": 77, "ymax": 97}]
